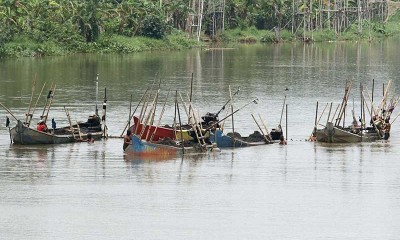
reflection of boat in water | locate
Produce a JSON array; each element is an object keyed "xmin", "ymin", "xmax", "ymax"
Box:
[{"xmin": 11, "ymin": 115, "xmax": 102, "ymax": 145}]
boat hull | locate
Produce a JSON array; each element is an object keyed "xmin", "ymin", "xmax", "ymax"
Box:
[
  {"xmin": 210, "ymin": 130, "xmax": 267, "ymax": 148},
  {"xmin": 124, "ymin": 135, "xmax": 201, "ymax": 156},
  {"xmin": 11, "ymin": 120, "xmax": 102, "ymax": 145},
  {"xmin": 315, "ymin": 122, "xmax": 381, "ymax": 143}
]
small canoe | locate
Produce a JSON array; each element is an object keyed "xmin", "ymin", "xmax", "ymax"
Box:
[{"xmin": 11, "ymin": 119, "xmax": 102, "ymax": 145}]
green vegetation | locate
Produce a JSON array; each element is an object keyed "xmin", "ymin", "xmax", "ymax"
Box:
[{"xmin": 1, "ymin": 0, "xmax": 400, "ymax": 58}]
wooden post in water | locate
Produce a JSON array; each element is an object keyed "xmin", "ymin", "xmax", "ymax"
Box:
[
  {"xmin": 229, "ymin": 85, "xmax": 235, "ymax": 134},
  {"xmin": 314, "ymin": 101, "xmax": 319, "ymax": 132},
  {"xmin": 372, "ymin": 79, "xmax": 375, "ymax": 103},
  {"xmin": 102, "ymin": 88, "xmax": 107, "ymax": 138},
  {"xmin": 176, "ymin": 91, "xmax": 185, "ymax": 154},
  {"xmin": 188, "ymin": 73, "xmax": 194, "ymax": 123},
  {"xmin": 286, "ymin": 104, "xmax": 288, "ymax": 142}
]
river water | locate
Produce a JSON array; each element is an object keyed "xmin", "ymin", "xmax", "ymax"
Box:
[{"xmin": 1, "ymin": 39, "xmax": 400, "ymax": 239}]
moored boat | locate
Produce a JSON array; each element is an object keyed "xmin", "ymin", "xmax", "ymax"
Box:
[
  {"xmin": 11, "ymin": 115, "xmax": 103, "ymax": 145},
  {"xmin": 124, "ymin": 134, "xmax": 217, "ymax": 156},
  {"xmin": 313, "ymin": 80, "xmax": 396, "ymax": 143},
  {"xmin": 210, "ymin": 130, "xmax": 271, "ymax": 148}
]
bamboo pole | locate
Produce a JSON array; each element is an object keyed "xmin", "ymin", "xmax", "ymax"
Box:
[
  {"xmin": 176, "ymin": 91, "xmax": 185, "ymax": 154},
  {"xmin": 251, "ymin": 114, "xmax": 271, "ymax": 143},
  {"xmin": 205, "ymin": 98, "xmax": 259, "ymax": 131},
  {"xmin": 150, "ymin": 90, "xmax": 170, "ymax": 142},
  {"xmin": 184, "ymin": 93, "xmax": 207, "ymax": 146},
  {"xmin": 179, "ymin": 93, "xmax": 205, "ymax": 150},
  {"xmin": 41, "ymin": 82, "xmax": 54, "ymax": 119},
  {"xmin": 330, "ymin": 103, "xmax": 341, "ymax": 122},
  {"xmin": 102, "ymin": 88, "xmax": 107, "ymax": 138},
  {"xmin": 361, "ymin": 90, "xmax": 382, "ymax": 138},
  {"xmin": 326, "ymin": 102, "xmax": 333, "ymax": 126},
  {"xmin": 286, "ymin": 104, "xmax": 288, "ymax": 141},
  {"xmin": 314, "ymin": 101, "xmax": 319, "ymax": 129},
  {"xmin": 28, "ymin": 82, "xmax": 47, "ymax": 127},
  {"xmin": 64, "ymin": 106, "xmax": 76, "ymax": 140},
  {"xmin": 145, "ymin": 90, "xmax": 160, "ymax": 141},
  {"xmin": 0, "ymin": 102, "xmax": 18, "ymax": 121},
  {"xmin": 43, "ymin": 84, "xmax": 56, "ymax": 123},
  {"xmin": 189, "ymin": 73, "xmax": 194, "ymax": 122},
  {"xmin": 140, "ymin": 90, "xmax": 159, "ymax": 140},
  {"xmin": 229, "ymin": 85, "xmax": 235, "ymax": 134},
  {"xmin": 258, "ymin": 114, "xmax": 272, "ymax": 142},
  {"xmin": 25, "ymin": 79, "xmax": 37, "ymax": 125}
]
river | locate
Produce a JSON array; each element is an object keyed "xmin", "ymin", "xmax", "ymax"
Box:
[{"xmin": 1, "ymin": 39, "xmax": 400, "ymax": 239}]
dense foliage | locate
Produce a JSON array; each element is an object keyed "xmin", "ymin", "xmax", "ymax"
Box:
[{"xmin": 0, "ymin": 0, "xmax": 399, "ymax": 57}]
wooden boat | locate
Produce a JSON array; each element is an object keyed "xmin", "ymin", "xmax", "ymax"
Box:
[
  {"xmin": 210, "ymin": 130, "xmax": 272, "ymax": 148},
  {"xmin": 313, "ymin": 80, "xmax": 395, "ymax": 143},
  {"xmin": 314, "ymin": 122, "xmax": 382, "ymax": 143},
  {"xmin": 130, "ymin": 115, "xmax": 210, "ymax": 142},
  {"xmin": 11, "ymin": 115, "xmax": 103, "ymax": 145},
  {"xmin": 210, "ymin": 130, "xmax": 266, "ymax": 147},
  {"xmin": 124, "ymin": 134, "xmax": 211, "ymax": 156}
]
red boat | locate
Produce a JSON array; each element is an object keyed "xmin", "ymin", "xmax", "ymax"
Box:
[{"xmin": 130, "ymin": 116, "xmax": 177, "ymax": 141}]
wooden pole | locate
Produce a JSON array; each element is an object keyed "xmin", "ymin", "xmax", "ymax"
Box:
[
  {"xmin": 179, "ymin": 93, "xmax": 205, "ymax": 150},
  {"xmin": 102, "ymin": 88, "xmax": 107, "ymax": 138},
  {"xmin": 205, "ymin": 98, "xmax": 259, "ymax": 131},
  {"xmin": 361, "ymin": 91, "xmax": 382, "ymax": 138},
  {"xmin": 25, "ymin": 79, "xmax": 37, "ymax": 125},
  {"xmin": 286, "ymin": 104, "xmax": 288, "ymax": 141},
  {"xmin": 330, "ymin": 103, "xmax": 341, "ymax": 123},
  {"xmin": 43, "ymin": 84, "xmax": 56, "ymax": 123},
  {"xmin": 128, "ymin": 94, "xmax": 132, "ymax": 127},
  {"xmin": 258, "ymin": 114, "xmax": 272, "ymax": 141},
  {"xmin": 280, "ymin": 94, "xmax": 287, "ymax": 126},
  {"xmin": 314, "ymin": 101, "xmax": 319, "ymax": 128},
  {"xmin": 372, "ymin": 79, "xmax": 375, "ymax": 103},
  {"xmin": 140, "ymin": 90, "xmax": 159, "ymax": 139},
  {"xmin": 145, "ymin": 90, "xmax": 160, "ymax": 140},
  {"xmin": 229, "ymin": 85, "xmax": 235, "ymax": 134},
  {"xmin": 64, "ymin": 106, "xmax": 76, "ymax": 140},
  {"xmin": 150, "ymin": 90, "xmax": 170, "ymax": 142},
  {"xmin": 176, "ymin": 91, "xmax": 185, "ymax": 153},
  {"xmin": 189, "ymin": 73, "xmax": 194, "ymax": 121},
  {"xmin": 41, "ymin": 82, "xmax": 54, "ymax": 120},
  {"xmin": 28, "ymin": 82, "xmax": 47, "ymax": 127},
  {"xmin": 251, "ymin": 114, "xmax": 271, "ymax": 143},
  {"xmin": 326, "ymin": 102, "xmax": 333, "ymax": 126},
  {"xmin": 0, "ymin": 102, "xmax": 18, "ymax": 121}
]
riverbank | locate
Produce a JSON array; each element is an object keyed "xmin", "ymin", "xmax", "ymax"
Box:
[
  {"xmin": 0, "ymin": 31, "xmax": 200, "ymax": 58},
  {"xmin": 1, "ymin": 14, "xmax": 400, "ymax": 58},
  {"xmin": 217, "ymin": 12, "xmax": 400, "ymax": 43}
]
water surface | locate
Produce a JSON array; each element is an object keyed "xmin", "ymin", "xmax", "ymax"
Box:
[{"xmin": 1, "ymin": 39, "xmax": 400, "ymax": 239}]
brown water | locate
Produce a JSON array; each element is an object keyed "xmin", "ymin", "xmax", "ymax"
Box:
[{"xmin": 1, "ymin": 39, "xmax": 400, "ymax": 239}]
